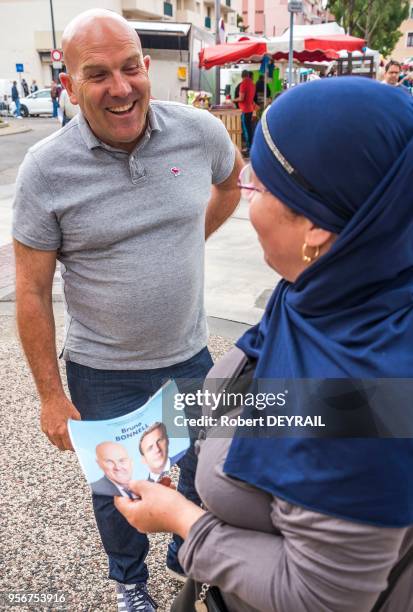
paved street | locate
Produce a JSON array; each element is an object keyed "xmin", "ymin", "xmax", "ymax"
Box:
[
  {"xmin": 0, "ymin": 117, "xmax": 58, "ymax": 186},
  {"xmin": 0, "ymin": 117, "xmax": 60, "ymax": 247}
]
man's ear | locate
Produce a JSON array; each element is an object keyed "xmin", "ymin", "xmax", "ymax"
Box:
[
  {"xmin": 143, "ymin": 55, "xmax": 150, "ymax": 73},
  {"xmin": 59, "ymin": 72, "xmax": 79, "ymax": 105},
  {"xmin": 304, "ymin": 225, "xmax": 336, "ymax": 250}
]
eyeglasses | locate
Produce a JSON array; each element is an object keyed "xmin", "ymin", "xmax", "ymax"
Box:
[{"xmin": 237, "ymin": 164, "xmax": 267, "ymax": 201}]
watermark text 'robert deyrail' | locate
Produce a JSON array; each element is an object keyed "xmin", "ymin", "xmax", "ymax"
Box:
[{"xmin": 174, "ymin": 414, "xmax": 326, "ymax": 428}]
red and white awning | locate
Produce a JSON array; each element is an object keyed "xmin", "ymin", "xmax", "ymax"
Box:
[
  {"xmin": 199, "ymin": 34, "xmax": 366, "ymax": 69},
  {"xmin": 199, "ymin": 41, "xmax": 268, "ymax": 70}
]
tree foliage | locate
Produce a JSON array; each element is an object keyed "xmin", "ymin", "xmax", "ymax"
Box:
[{"xmin": 327, "ymin": 0, "xmax": 409, "ymax": 56}]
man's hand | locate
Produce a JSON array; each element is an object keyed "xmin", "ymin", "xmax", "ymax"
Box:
[
  {"xmin": 115, "ymin": 480, "xmax": 205, "ymax": 538},
  {"xmin": 41, "ymin": 395, "xmax": 81, "ymax": 451},
  {"xmin": 14, "ymin": 240, "xmax": 78, "ymax": 451}
]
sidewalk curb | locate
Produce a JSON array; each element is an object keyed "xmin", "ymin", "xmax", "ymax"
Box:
[
  {"xmin": 0, "ymin": 124, "xmax": 32, "ymax": 137},
  {"xmin": 0, "ymin": 243, "xmax": 15, "ymax": 294}
]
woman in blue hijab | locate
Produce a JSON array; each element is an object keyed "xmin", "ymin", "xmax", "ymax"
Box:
[{"xmin": 115, "ymin": 78, "xmax": 413, "ymax": 612}]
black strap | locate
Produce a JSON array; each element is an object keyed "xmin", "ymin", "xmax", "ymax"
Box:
[
  {"xmin": 208, "ymin": 586, "xmax": 229, "ymax": 612},
  {"xmin": 370, "ymin": 544, "xmax": 413, "ymax": 611},
  {"xmin": 170, "ymin": 579, "xmax": 229, "ymax": 612}
]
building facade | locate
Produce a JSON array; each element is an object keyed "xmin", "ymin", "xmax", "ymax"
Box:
[
  {"xmin": 124, "ymin": 0, "xmax": 238, "ymax": 32},
  {"xmin": 390, "ymin": 2, "xmax": 413, "ymax": 63},
  {"xmin": 0, "ymin": 0, "xmax": 240, "ymax": 88},
  {"xmin": 241, "ymin": 0, "xmax": 328, "ymax": 37}
]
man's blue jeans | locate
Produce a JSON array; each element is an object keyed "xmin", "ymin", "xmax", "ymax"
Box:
[
  {"xmin": 52, "ymin": 98, "xmax": 59, "ymax": 118},
  {"xmin": 14, "ymin": 99, "xmax": 21, "ymax": 117},
  {"xmin": 66, "ymin": 346, "xmax": 213, "ymax": 584},
  {"xmin": 241, "ymin": 112, "xmax": 253, "ymax": 150}
]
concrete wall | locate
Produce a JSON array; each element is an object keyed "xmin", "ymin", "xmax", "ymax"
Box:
[
  {"xmin": 242, "ymin": 0, "xmax": 327, "ymax": 38},
  {"xmin": 144, "ymin": 48, "xmax": 190, "ymax": 102},
  {"xmin": 0, "ymin": 0, "xmax": 122, "ymax": 89},
  {"xmin": 392, "ymin": 3, "xmax": 413, "ymax": 62},
  {"xmin": 0, "ymin": 0, "xmax": 241, "ymax": 95},
  {"xmin": 123, "ymin": 0, "xmax": 177, "ymax": 20},
  {"xmin": 264, "ymin": 0, "xmax": 289, "ymax": 37}
]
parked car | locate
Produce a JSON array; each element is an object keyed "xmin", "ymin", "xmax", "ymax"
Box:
[
  {"xmin": 0, "ymin": 78, "xmax": 11, "ymax": 99},
  {"xmin": 10, "ymin": 88, "xmax": 52, "ymax": 117}
]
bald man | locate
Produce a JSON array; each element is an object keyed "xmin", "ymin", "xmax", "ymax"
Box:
[
  {"xmin": 91, "ymin": 442, "xmax": 134, "ymax": 497},
  {"xmin": 13, "ymin": 8, "xmax": 242, "ymax": 611}
]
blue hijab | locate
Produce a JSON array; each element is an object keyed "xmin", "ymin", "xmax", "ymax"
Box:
[{"xmin": 224, "ymin": 78, "xmax": 413, "ymax": 527}]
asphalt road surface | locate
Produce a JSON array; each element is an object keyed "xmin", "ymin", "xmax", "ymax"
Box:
[{"xmin": 0, "ymin": 117, "xmax": 59, "ymax": 185}]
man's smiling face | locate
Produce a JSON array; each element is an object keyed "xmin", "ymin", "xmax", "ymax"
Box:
[
  {"xmin": 62, "ymin": 16, "xmax": 151, "ymax": 151},
  {"xmin": 96, "ymin": 442, "xmax": 133, "ymax": 486}
]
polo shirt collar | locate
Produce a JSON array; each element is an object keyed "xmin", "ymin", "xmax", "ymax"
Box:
[{"xmin": 77, "ymin": 104, "xmax": 162, "ymax": 152}]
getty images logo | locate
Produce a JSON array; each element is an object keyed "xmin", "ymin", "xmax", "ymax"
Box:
[{"xmin": 173, "ymin": 389, "xmax": 288, "ymax": 411}]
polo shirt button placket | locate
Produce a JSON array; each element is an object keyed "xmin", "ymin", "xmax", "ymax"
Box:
[{"xmin": 129, "ymin": 155, "xmax": 145, "ymax": 184}]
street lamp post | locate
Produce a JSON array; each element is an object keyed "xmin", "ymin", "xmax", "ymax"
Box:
[
  {"xmin": 49, "ymin": 0, "xmax": 59, "ymax": 81},
  {"xmin": 288, "ymin": 9, "xmax": 294, "ymax": 88},
  {"xmin": 49, "ymin": 0, "xmax": 57, "ymax": 49},
  {"xmin": 287, "ymin": 0, "xmax": 303, "ymax": 88},
  {"xmin": 214, "ymin": 0, "xmax": 221, "ymax": 105}
]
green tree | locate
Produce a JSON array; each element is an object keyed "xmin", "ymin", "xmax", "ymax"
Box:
[{"xmin": 327, "ymin": 0, "xmax": 409, "ymax": 56}]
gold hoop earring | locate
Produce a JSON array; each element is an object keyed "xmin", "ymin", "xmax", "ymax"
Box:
[{"xmin": 302, "ymin": 243, "xmax": 320, "ymax": 263}]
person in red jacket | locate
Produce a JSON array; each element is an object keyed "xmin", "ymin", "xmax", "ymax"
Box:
[{"xmin": 234, "ymin": 70, "xmax": 256, "ymax": 154}]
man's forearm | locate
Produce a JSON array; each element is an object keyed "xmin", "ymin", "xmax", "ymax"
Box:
[
  {"xmin": 205, "ymin": 148, "xmax": 244, "ymax": 239},
  {"xmin": 205, "ymin": 185, "xmax": 240, "ymax": 238},
  {"xmin": 16, "ymin": 292, "xmax": 65, "ymax": 402}
]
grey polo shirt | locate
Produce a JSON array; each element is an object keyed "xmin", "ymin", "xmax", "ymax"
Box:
[{"xmin": 13, "ymin": 101, "xmax": 235, "ymax": 369}]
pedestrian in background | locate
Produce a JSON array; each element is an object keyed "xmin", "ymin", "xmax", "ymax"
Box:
[
  {"xmin": 233, "ymin": 80, "xmax": 241, "ymax": 108},
  {"xmin": 0, "ymin": 94, "xmax": 9, "ymax": 116},
  {"xmin": 254, "ymin": 74, "xmax": 272, "ymax": 115},
  {"xmin": 21, "ymin": 78, "xmax": 29, "ymax": 97},
  {"xmin": 11, "ymin": 81, "xmax": 21, "ymax": 118},
  {"xmin": 30, "ymin": 80, "xmax": 38, "ymax": 94},
  {"xmin": 59, "ymin": 87, "xmax": 78, "ymax": 126},
  {"xmin": 382, "ymin": 60, "xmax": 402, "ymax": 85},
  {"xmin": 234, "ymin": 70, "xmax": 256, "ymax": 156},
  {"xmin": 382, "ymin": 60, "xmax": 413, "ymax": 95},
  {"xmin": 50, "ymin": 80, "xmax": 59, "ymax": 117}
]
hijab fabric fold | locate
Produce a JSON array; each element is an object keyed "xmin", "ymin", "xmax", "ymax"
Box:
[{"xmin": 224, "ymin": 78, "xmax": 413, "ymax": 526}]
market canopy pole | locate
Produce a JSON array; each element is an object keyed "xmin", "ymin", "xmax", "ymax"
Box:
[
  {"xmin": 288, "ymin": 10, "xmax": 294, "ymax": 87},
  {"xmin": 287, "ymin": 0, "xmax": 303, "ymax": 87},
  {"xmin": 264, "ymin": 70, "xmax": 267, "ymax": 107}
]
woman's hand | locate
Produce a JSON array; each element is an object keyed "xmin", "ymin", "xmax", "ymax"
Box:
[{"xmin": 114, "ymin": 480, "xmax": 206, "ymax": 539}]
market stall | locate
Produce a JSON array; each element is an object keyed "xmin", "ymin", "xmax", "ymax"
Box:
[
  {"xmin": 210, "ymin": 108, "xmax": 242, "ymax": 149},
  {"xmin": 198, "ymin": 27, "xmax": 368, "ymax": 149},
  {"xmin": 199, "ymin": 35, "xmax": 366, "ymax": 69}
]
